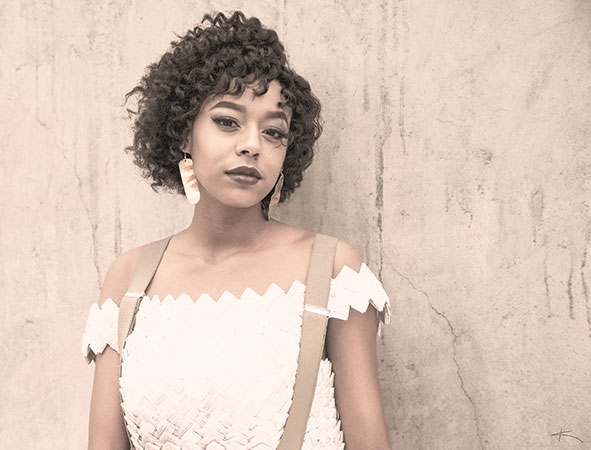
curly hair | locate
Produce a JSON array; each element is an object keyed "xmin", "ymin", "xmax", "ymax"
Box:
[{"xmin": 125, "ymin": 11, "xmax": 323, "ymax": 213}]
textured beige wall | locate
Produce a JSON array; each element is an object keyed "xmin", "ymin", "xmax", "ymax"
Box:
[{"xmin": 1, "ymin": 0, "xmax": 590, "ymax": 449}]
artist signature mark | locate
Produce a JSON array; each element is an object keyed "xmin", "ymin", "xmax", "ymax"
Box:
[{"xmin": 551, "ymin": 429, "xmax": 583, "ymax": 443}]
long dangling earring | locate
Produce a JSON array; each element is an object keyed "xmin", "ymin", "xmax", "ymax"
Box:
[
  {"xmin": 267, "ymin": 170, "xmax": 284, "ymax": 220},
  {"xmin": 178, "ymin": 151, "xmax": 200, "ymax": 204}
]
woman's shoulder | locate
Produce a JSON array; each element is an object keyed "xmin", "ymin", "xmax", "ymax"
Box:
[
  {"xmin": 97, "ymin": 243, "xmax": 147, "ymax": 307},
  {"xmin": 83, "ymin": 242, "xmax": 154, "ymax": 362},
  {"xmin": 332, "ymin": 238, "xmax": 363, "ymax": 279},
  {"xmin": 272, "ymin": 222, "xmax": 363, "ymax": 279}
]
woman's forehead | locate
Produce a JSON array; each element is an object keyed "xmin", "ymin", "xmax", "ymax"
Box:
[
  {"xmin": 205, "ymin": 80, "xmax": 292, "ymax": 117},
  {"xmin": 214, "ymin": 79, "xmax": 285, "ymax": 100}
]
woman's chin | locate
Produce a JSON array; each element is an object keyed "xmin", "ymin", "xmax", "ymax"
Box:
[{"xmin": 206, "ymin": 196, "xmax": 266, "ymax": 212}]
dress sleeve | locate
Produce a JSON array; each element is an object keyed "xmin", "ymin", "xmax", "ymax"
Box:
[
  {"xmin": 81, "ymin": 298, "xmax": 120, "ymax": 364},
  {"xmin": 327, "ymin": 263, "xmax": 392, "ymax": 336}
]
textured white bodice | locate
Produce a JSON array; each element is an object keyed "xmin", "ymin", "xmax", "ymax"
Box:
[{"xmin": 82, "ymin": 263, "xmax": 391, "ymax": 450}]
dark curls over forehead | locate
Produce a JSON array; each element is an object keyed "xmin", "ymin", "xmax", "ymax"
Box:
[{"xmin": 125, "ymin": 11, "xmax": 322, "ymax": 213}]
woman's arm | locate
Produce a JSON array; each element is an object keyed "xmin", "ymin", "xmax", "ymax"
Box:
[
  {"xmin": 89, "ymin": 349, "xmax": 129, "ymax": 450},
  {"xmin": 88, "ymin": 247, "xmax": 143, "ymax": 450},
  {"xmin": 326, "ymin": 240, "xmax": 392, "ymax": 450}
]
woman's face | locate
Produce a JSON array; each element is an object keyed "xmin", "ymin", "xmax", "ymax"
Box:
[{"xmin": 186, "ymin": 79, "xmax": 291, "ymax": 211}]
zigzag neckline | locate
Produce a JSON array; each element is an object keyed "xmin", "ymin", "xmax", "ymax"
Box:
[{"xmin": 103, "ymin": 263, "xmax": 370, "ymax": 306}]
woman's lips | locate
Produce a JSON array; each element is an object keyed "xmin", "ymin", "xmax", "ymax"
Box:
[{"xmin": 225, "ymin": 172, "xmax": 260, "ymax": 185}]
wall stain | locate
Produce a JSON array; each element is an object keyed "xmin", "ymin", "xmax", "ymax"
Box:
[
  {"xmin": 114, "ymin": 160, "xmax": 122, "ymax": 256},
  {"xmin": 529, "ymin": 188, "xmax": 544, "ymax": 244},
  {"xmin": 374, "ymin": 0, "xmax": 395, "ymax": 280},
  {"xmin": 397, "ymin": 0, "xmax": 408, "ymax": 156},
  {"xmin": 479, "ymin": 148, "xmax": 494, "ymax": 166},
  {"xmin": 543, "ymin": 239, "xmax": 552, "ymax": 318},
  {"xmin": 525, "ymin": 62, "xmax": 552, "ymax": 109},
  {"xmin": 455, "ymin": 190, "xmax": 474, "ymax": 227},
  {"xmin": 282, "ymin": 0, "xmax": 288, "ymax": 35},
  {"xmin": 568, "ymin": 243, "xmax": 575, "ymax": 320},
  {"xmin": 582, "ymin": 229, "xmax": 590, "ymax": 337},
  {"xmin": 363, "ymin": 62, "xmax": 370, "ymax": 113}
]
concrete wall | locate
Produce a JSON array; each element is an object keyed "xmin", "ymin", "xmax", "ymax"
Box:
[{"xmin": 1, "ymin": 0, "xmax": 590, "ymax": 448}]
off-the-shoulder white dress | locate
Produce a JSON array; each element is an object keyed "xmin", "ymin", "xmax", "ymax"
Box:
[{"xmin": 82, "ymin": 263, "xmax": 391, "ymax": 450}]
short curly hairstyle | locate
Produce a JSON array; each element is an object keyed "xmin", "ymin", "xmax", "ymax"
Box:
[{"xmin": 125, "ymin": 11, "xmax": 323, "ymax": 213}]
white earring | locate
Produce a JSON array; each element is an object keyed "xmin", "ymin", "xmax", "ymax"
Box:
[{"xmin": 178, "ymin": 152, "xmax": 200, "ymax": 204}]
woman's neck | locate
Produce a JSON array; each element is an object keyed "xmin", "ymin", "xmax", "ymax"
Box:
[{"xmin": 178, "ymin": 199, "xmax": 277, "ymax": 262}]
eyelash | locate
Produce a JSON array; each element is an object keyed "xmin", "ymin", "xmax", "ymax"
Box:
[
  {"xmin": 212, "ymin": 117, "xmax": 287, "ymax": 141},
  {"xmin": 213, "ymin": 117, "xmax": 238, "ymax": 128}
]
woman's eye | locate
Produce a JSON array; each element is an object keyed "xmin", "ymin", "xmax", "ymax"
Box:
[
  {"xmin": 213, "ymin": 117, "xmax": 238, "ymax": 128},
  {"xmin": 264, "ymin": 128, "xmax": 287, "ymax": 140}
]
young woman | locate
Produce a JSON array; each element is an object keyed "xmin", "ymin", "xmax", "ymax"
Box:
[{"xmin": 82, "ymin": 11, "xmax": 392, "ymax": 450}]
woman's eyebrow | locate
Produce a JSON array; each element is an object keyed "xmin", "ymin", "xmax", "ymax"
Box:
[
  {"xmin": 209, "ymin": 101, "xmax": 289, "ymax": 124},
  {"xmin": 209, "ymin": 101, "xmax": 245, "ymax": 112},
  {"xmin": 265, "ymin": 110, "xmax": 288, "ymax": 124}
]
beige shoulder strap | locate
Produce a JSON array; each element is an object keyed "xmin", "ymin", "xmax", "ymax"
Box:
[
  {"xmin": 277, "ymin": 232, "xmax": 338, "ymax": 449},
  {"xmin": 117, "ymin": 235, "xmax": 172, "ymax": 357}
]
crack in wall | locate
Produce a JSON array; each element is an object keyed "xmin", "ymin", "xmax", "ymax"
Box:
[
  {"xmin": 429, "ymin": 303, "xmax": 486, "ymax": 450},
  {"xmin": 390, "ymin": 265, "xmax": 486, "ymax": 449},
  {"xmin": 71, "ymin": 158, "xmax": 101, "ymax": 291},
  {"xmin": 33, "ymin": 115, "xmax": 102, "ymax": 290}
]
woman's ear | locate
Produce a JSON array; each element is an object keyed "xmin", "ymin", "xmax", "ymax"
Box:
[{"xmin": 180, "ymin": 125, "xmax": 192, "ymax": 152}]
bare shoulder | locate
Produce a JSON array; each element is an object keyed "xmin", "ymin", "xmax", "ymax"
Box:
[
  {"xmin": 333, "ymin": 238, "xmax": 364, "ymax": 278},
  {"xmin": 98, "ymin": 244, "xmax": 146, "ymax": 307},
  {"xmin": 272, "ymin": 222, "xmax": 363, "ymax": 278},
  {"xmin": 268, "ymin": 220, "xmax": 315, "ymax": 249}
]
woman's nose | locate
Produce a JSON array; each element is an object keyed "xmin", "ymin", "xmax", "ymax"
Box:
[
  {"xmin": 238, "ymin": 148, "xmax": 259, "ymax": 158},
  {"xmin": 236, "ymin": 125, "xmax": 261, "ymax": 157}
]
